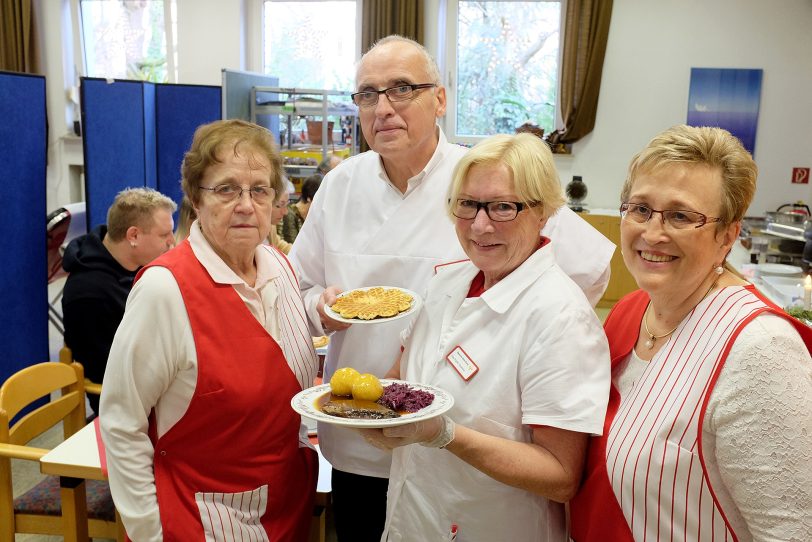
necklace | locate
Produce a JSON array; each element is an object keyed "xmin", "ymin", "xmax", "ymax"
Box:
[
  {"xmin": 643, "ymin": 278, "xmax": 719, "ymax": 349},
  {"xmin": 642, "ymin": 303, "xmax": 680, "ymax": 349}
]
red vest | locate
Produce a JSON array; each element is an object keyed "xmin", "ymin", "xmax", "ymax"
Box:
[
  {"xmin": 140, "ymin": 241, "xmax": 317, "ymax": 541},
  {"xmin": 570, "ymin": 286, "xmax": 812, "ymax": 541}
]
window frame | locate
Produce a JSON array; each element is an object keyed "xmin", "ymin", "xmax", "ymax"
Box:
[
  {"xmin": 73, "ymin": 0, "xmax": 178, "ymax": 83},
  {"xmin": 440, "ymin": 0, "xmax": 565, "ymax": 146},
  {"xmin": 256, "ymin": 0, "xmax": 363, "ymax": 91}
]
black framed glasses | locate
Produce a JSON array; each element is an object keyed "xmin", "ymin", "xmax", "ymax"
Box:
[
  {"xmin": 351, "ymin": 83, "xmax": 437, "ymax": 107},
  {"xmin": 450, "ymin": 199, "xmax": 540, "ymax": 222},
  {"xmin": 200, "ymin": 184, "xmax": 276, "ymax": 204},
  {"xmin": 619, "ymin": 202, "xmax": 722, "ymax": 230}
]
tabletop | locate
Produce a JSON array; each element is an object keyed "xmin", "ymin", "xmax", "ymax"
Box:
[{"xmin": 39, "ymin": 419, "xmax": 333, "ymax": 494}]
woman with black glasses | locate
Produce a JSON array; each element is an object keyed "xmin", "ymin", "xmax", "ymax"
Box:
[
  {"xmin": 362, "ymin": 132, "xmax": 611, "ymax": 542},
  {"xmin": 570, "ymin": 125, "xmax": 812, "ymax": 541},
  {"xmin": 100, "ymin": 119, "xmax": 319, "ymax": 541}
]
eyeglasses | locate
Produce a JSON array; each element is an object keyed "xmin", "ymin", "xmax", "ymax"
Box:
[
  {"xmin": 200, "ymin": 184, "xmax": 275, "ymax": 204},
  {"xmin": 351, "ymin": 83, "xmax": 437, "ymax": 107},
  {"xmin": 619, "ymin": 202, "xmax": 723, "ymax": 230},
  {"xmin": 450, "ymin": 199, "xmax": 540, "ymax": 222}
]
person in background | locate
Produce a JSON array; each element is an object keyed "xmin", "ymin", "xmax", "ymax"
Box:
[
  {"xmin": 569, "ymin": 125, "xmax": 812, "ymax": 541},
  {"xmin": 100, "ymin": 119, "xmax": 319, "ymax": 541},
  {"xmin": 364, "ymin": 133, "xmax": 610, "ymax": 541},
  {"xmin": 279, "ymin": 173, "xmax": 322, "ymax": 243},
  {"xmin": 267, "ymin": 187, "xmax": 292, "ymax": 254},
  {"xmin": 317, "ymin": 155, "xmax": 343, "ymax": 175},
  {"xmin": 174, "ymin": 195, "xmax": 197, "ymax": 243},
  {"xmin": 289, "ymin": 34, "xmax": 614, "ymax": 542},
  {"xmin": 62, "ymin": 187, "xmax": 176, "ymax": 415}
]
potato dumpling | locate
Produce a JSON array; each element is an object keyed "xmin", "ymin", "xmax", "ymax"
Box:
[
  {"xmin": 330, "ymin": 367, "xmax": 361, "ymax": 396},
  {"xmin": 352, "ymin": 373, "xmax": 384, "ymax": 402}
]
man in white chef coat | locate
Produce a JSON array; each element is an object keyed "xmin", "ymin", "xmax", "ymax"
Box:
[{"xmin": 289, "ymin": 35, "xmax": 614, "ymax": 542}]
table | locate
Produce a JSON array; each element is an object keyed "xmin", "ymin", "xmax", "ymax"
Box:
[
  {"xmin": 39, "ymin": 422, "xmax": 110, "ymax": 542},
  {"xmin": 40, "ymin": 421, "xmax": 333, "ymax": 542}
]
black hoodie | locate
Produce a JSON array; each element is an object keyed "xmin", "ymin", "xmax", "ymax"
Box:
[{"xmin": 62, "ymin": 225, "xmax": 138, "ymax": 413}]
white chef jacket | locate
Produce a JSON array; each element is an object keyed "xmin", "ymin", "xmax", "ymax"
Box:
[
  {"xmin": 289, "ymin": 126, "xmax": 614, "ymax": 478},
  {"xmin": 383, "ymin": 244, "xmax": 610, "ymax": 542},
  {"xmin": 99, "ymin": 223, "xmax": 317, "ymax": 541}
]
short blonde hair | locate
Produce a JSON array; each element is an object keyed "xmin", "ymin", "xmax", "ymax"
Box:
[
  {"xmin": 181, "ymin": 119, "xmax": 284, "ymax": 206},
  {"xmin": 447, "ymin": 133, "xmax": 566, "ymax": 219},
  {"xmin": 106, "ymin": 187, "xmax": 177, "ymax": 241},
  {"xmin": 622, "ymin": 125, "xmax": 757, "ymax": 225}
]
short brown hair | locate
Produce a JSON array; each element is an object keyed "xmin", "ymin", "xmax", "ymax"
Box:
[
  {"xmin": 181, "ymin": 119, "xmax": 284, "ymax": 205},
  {"xmin": 106, "ymin": 187, "xmax": 177, "ymax": 242},
  {"xmin": 622, "ymin": 125, "xmax": 757, "ymax": 225}
]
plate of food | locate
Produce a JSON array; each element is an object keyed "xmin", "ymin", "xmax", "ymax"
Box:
[
  {"xmin": 323, "ymin": 286, "xmax": 422, "ymax": 324},
  {"xmin": 291, "ymin": 370, "xmax": 453, "ymax": 428}
]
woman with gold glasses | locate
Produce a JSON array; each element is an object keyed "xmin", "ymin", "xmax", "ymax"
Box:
[
  {"xmin": 100, "ymin": 119, "xmax": 319, "ymax": 541},
  {"xmin": 570, "ymin": 125, "xmax": 812, "ymax": 541}
]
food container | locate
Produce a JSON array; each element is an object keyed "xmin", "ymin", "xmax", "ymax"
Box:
[{"xmin": 765, "ymin": 211, "xmax": 808, "ymax": 226}]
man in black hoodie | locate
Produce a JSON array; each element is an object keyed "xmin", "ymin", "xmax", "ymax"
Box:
[{"xmin": 62, "ymin": 188, "xmax": 177, "ymax": 414}]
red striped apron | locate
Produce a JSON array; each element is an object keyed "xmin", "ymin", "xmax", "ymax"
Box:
[{"xmin": 571, "ymin": 285, "xmax": 812, "ymax": 541}]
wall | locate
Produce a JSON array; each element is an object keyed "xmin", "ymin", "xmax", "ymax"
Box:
[
  {"xmin": 175, "ymin": 0, "xmax": 250, "ymax": 86},
  {"xmin": 554, "ymin": 0, "xmax": 812, "ymax": 215},
  {"xmin": 39, "ymin": 0, "xmax": 812, "ymax": 217}
]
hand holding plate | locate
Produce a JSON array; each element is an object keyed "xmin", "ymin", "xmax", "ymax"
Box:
[{"xmin": 318, "ymin": 286, "xmax": 352, "ymax": 332}]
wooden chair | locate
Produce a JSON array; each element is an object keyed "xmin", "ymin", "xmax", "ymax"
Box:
[
  {"xmin": 0, "ymin": 361, "xmax": 122, "ymax": 541},
  {"xmin": 60, "ymin": 345, "xmax": 102, "ymax": 396}
]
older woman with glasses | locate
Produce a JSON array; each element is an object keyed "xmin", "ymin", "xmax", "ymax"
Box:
[
  {"xmin": 362, "ymin": 133, "xmax": 610, "ymax": 542},
  {"xmin": 570, "ymin": 125, "xmax": 812, "ymax": 541},
  {"xmin": 100, "ymin": 119, "xmax": 319, "ymax": 541}
]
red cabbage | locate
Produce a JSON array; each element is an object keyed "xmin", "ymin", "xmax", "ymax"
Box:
[{"xmin": 377, "ymin": 383, "xmax": 434, "ymax": 412}]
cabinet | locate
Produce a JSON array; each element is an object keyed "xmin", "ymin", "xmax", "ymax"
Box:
[{"xmin": 580, "ymin": 213, "xmax": 639, "ymax": 309}]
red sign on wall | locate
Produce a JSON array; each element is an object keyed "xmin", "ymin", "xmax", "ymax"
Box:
[{"xmin": 792, "ymin": 167, "xmax": 810, "ymax": 184}]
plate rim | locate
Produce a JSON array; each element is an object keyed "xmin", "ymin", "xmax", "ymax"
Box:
[
  {"xmin": 757, "ymin": 263, "xmax": 803, "ymax": 275},
  {"xmin": 291, "ymin": 378, "xmax": 454, "ymax": 428},
  {"xmin": 323, "ymin": 286, "xmax": 422, "ymax": 325}
]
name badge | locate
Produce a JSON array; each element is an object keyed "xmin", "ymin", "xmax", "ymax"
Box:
[{"xmin": 446, "ymin": 346, "xmax": 479, "ymax": 381}]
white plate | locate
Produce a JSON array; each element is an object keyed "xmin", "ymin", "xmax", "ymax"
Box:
[
  {"xmin": 291, "ymin": 379, "xmax": 454, "ymax": 428},
  {"xmin": 756, "ymin": 263, "xmax": 803, "ymax": 276},
  {"xmin": 323, "ymin": 286, "xmax": 422, "ymax": 325}
]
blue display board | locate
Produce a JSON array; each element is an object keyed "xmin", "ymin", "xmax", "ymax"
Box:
[
  {"xmin": 156, "ymin": 84, "xmax": 222, "ymax": 208},
  {"xmin": 81, "ymin": 78, "xmax": 221, "ymax": 228},
  {"xmin": 81, "ymin": 79, "xmax": 149, "ymax": 229},
  {"xmin": 0, "ymin": 71, "xmax": 48, "ymax": 382}
]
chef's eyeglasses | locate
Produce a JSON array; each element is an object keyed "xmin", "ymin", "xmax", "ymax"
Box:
[
  {"xmin": 619, "ymin": 202, "xmax": 722, "ymax": 230},
  {"xmin": 200, "ymin": 184, "xmax": 276, "ymax": 204},
  {"xmin": 351, "ymin": 83, "xmax": 437, "ymax": 107},
  {"xmin": 450, "ymin": 199, "xmax": 541, "ymax": 222}
]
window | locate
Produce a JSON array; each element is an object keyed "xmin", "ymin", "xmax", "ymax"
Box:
[
  {"xmin": 262, "ymin": 1, "xmax": 359, "ymax": 91},
  {"xmin": 80, "ymin": 0, "xmax": 177, "ymax": 83},
  {"xmin": 445, "ymin": 0, "xmax": 562, "ymax": 144}
]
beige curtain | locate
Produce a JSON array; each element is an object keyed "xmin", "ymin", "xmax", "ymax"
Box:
[
  {"xmin": 358, "ymin": 0, "xmax": 424, "ymax": 151},
  {"xmin": 549, "ymin": 0, "xmax": 613, "ymax": 145},
  {"xmin": 0, "ymin": 0, "xmax": 40, "ymax": 73},
  {"xmin": 361, "ymin": 0, "xmax": 424, "ymax": 56}
]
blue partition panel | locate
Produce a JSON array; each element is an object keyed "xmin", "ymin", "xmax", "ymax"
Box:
[
  {"xmin": 0, "ymin": 71, "xmax": 48, "ymax": 381},
  {"xmin": 143, "ymin": 82, "xmax": 157, "ymax": 190},
  {"xmin": 81, "ymin": 78, "xmax": 150, "ymax": 229},
  {"xmin": 155, "ymin": 84, "xmax": 221, "ymax": 208}
]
